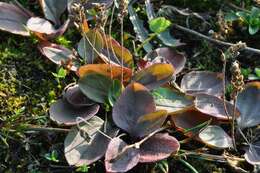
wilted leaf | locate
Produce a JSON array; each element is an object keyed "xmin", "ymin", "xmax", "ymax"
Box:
[
  {"xmin": 49, "ymin": 99, "xmax": 99, "ymax": 126},
  {"xmin": 199, "ymin": 125, "xmax": 233, "ymax": 149},
  {"xmin": 77, "ymin": 29, "xmax": 104, "ymax": 63},
  {"xmin": 139, "ymin": 133, "xmax": 180, "ymax": 163},
  {"xmin": 79, "ymin": 73, "xmax": 113, "ymax": 103},
  {"xmin": 103, "ymin": 36, "xmax": 134, "ymax": 67},
  {"xmin": 153, "ymin": 87, "xmax": 194, "ymax": 114},
  {"xmin": 149, "ymin": 17, "xmax": 171, "ymax": 33},
  {"xmin": 105, "ymin": 137, "xmax": 140, "ymax": 173},
  {"xmin": 181, "ymin": 71, "xmax": 224, "ymax": 96},
  {"xmin": 144, "ymin": 48, "xmax": 186, "ymax": 75},
  {"xmin": 171, "ymin": 109, "xmax": 213, "ymax": 134},
  {"xmin": 39, "ymin": 0, "xmax": 67, "ymax": 26},
  {"xmin": 65, "ymin": 121, "xmax": 118, "ymax": 166},
  {"xmin": 64, "ymin": 85, "xmax": 95, "ymax": 108},
  {"xmin": 0, "ymin": 2, "xmax": 32, "ymax": 36},
  {"xmin": 133, "ymin": 63, "xmax": 175, "ymax": 90},
  {"xmin": 237, "ymin": 82, "xmax": 260, "ymax": 129},
  {"xmin": 244, "ymin": 140, "xmax": 260, "ymax": 165},
  {"xmin": 78, "ymin": 64, "xmax": 132, "ymax": 83},
  {"xmin": 38, "ymin": 42, "xmax": 80, "ymax": 71},
  {"xmin": 113, "ymin": 83, "xmax": 166, "ymax": 137},
  {"xmin": 195, "ymin": 94, "xmax": 239, "ymax": 120}
]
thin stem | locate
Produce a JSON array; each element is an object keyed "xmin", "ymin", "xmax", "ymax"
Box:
[
  {"xmin": 179, "ymin": 159, "xmax": 199, "ymax": 173},
  {"xmin": 23, "ymin": 126, "xmax": 69, "ymax": 133},
  {"xmin": 221, "ymin": 52, "xmax": 230, "ymax": 118},
  {"xmin": 136, "ymin": 33, "xmax": 157, "ymax": 53},
  {"xmin": 120, "ymin": 18, "xmax": 124, "ymax": 85},
  {"xmin": 173, "ymin": 24, "xmax": 260, "ymax": 55},
  {"xmin": 76, "ymin": 117, "xmax": 112, "ymax": 140},
  {"xmin": 231, "ymin": 95, "xmax": 238, "ymax": 150},
  {"xmin": 110, "ymin": 127, "xmax": 166, "ymax": 162}
]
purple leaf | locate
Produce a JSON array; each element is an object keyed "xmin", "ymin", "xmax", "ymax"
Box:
[
  {"xmin": 49, "ymin": 99, "xmax": 99, "ymax": 126},
  {"xmin": 113, "ymin": 83, "xmax": 165, "ymax": 137},
  {"xmin": 198, "ymin": 125, "xmax": 233, "ymax": 149},
  {"xmin": 0, "ymin": 2, "xmax": 32, "ymax": 36},
  {"xmin": 181, "ymin": 71, "xmax": 224, "ymax": 96},
  {"xmin": 195, "ymin": 94, "xmax": 239, "ymax": 120},
  {"xmin": 39, "ymin": 0, "xmax": 67, "ymax": 26},
  {"xmin": 63, "ymin": 85, "xmax": 95, "ymax": 108},
  {"xmin": 139, "ymin": 133, "xmax": 180, "ymax": 163},
  {"xmin": 105, "ymin": 137, "xmax": 140, "ymax": 173},
  {"xmin": 237, "ymin": 82, "xmax": 260, "ymax": 129},
  {"xmin": 27, "ymin": 17, "xmax": 56, "ymax": 34},
  {"xmin": 144, "ymin": 47, "xmax": 186, "ymax": 75},
  {"xmin": 133, "ymin": 63, "xmax": 175, "ymax": 90},
  {"xmin": 65, "ymin": 121, "xmax": 118, "ymax": 166},
  {"xmin": 38, "ymin": 42, "xmax": 80, "ymax": 71},
  {"xmin": 245, "ymin": 140, "xmax": 260, "ymax": 165},
  {"xmin": 27, "ymin": 17, "xmax": 70, "ymax": 39}
]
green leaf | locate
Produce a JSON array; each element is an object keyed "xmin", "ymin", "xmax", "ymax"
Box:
[
  {"xmin": 77, "ymin": 30, "xmax": 104, "ymax": 64},
  {"xmin": 255, "ymin": 67, "xmax": 260, "ymax": 77},
  {"xmin": 236, "ymin": 11, "xmax": 249, "ymax": 21},
  {"xmin": 149, "ymin": 17, "xmax": 172, "ymax": 34},
  {"xmin": 52, "ymin": 67, "xmax": 67, "ymax": 78},
  {"xmin": 128, "ymin": 4, "xmax": 153, "ymax": 52},
  {"xmin": 241, "ymin": 68, "xmax": 252, "ymax": 78},
  {"xmin": 152, "ymin": 87, "xmax": 193, "ymax": 114},
  {"xmin": 250, "ymin": 7, "xmax": 260, "ymax": 19},
  {"xmin": 249, "ymin": 24, "xmax": 259, "ymax": 35},
  {"xmin": 108, "ymin": 80, "xmax": 123, "ymax": 106},
  {"xmin": 76, "ymin": 165, "xmax": 89, "ymax": 172},
  {"xmin": 79, "ymin": 73, "xmax": 113, "ymax": 103},
  {"xmin": 44, "ymin": 150, "xmax": 59, "ymax": 162},
  {"xmin": 225, "ymin": 12, "xmax": 239, "ymax": 22}
]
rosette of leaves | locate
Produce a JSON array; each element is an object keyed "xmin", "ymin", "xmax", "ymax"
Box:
[
  {"xmin": 49, "ymin": 85, "xmax": 100, "ymax": 126},
  {"xmin": 106, "ymin": 82, "xmax": 180, "ymax": 172},
  {"xmin": 142, "ymin": 48, "xmax": 239, "ymax": 149},
  {"xmin": 61, "ymin": 48, "xmax": 179, "ymax": 172}
]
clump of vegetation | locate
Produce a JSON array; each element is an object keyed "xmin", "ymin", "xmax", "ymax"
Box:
[{"xmin": 0, "ymin": 0, "xmax": 260, "ymax": 173}]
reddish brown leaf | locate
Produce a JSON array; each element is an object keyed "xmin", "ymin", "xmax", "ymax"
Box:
[
  {"xmin": 64, "ymin": 85, "xmax": 95, "ymax": 108},
  {"xmin": 171, "ymin": 108, "xmax": 213, "ymax": 135},
  {"xmin": 113, "ymin": 83, "xmax": 161, "ymax": 137},
  {"xmin": 139, "ymin": 133, "xmax": 180, "ymax": 163},
  {"xmin": 78, "ymin": 64, "xmax": 132, "ymax": 83},
  {"xmin": 49, "ymin": 99, "xmax": 99, "ymax": 126},
  {"xmin": 38, "ymin": 42, "xmax": 80, "ymax": 71},
  {"xmin": 105, "ymin": 137, "xmax": 140, "ymax": 173}
]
